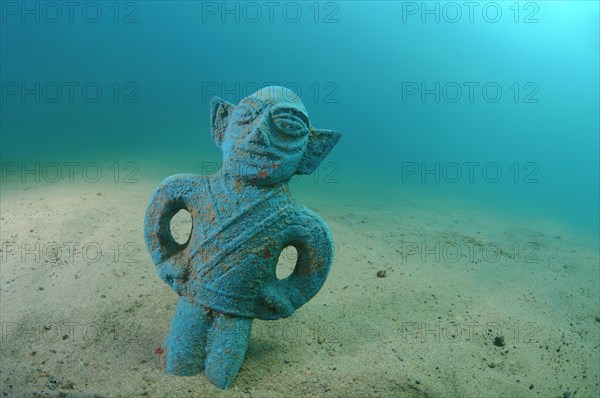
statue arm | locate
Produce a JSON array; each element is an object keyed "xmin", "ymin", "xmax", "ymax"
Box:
[
  {"xmin": 271, "ymin": 208, "xmax": 334, "ymax": 313},
  {"xmin": 144, "ymin": 173, "xmax": 198, "ymax": 292}
]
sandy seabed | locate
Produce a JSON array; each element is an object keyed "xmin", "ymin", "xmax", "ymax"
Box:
[{"xmin": 1, "ymin": 176, "xmax": 598, "ymax": 398}]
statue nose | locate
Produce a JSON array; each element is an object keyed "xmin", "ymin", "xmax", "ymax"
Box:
[{"xmin": 247, "ymin": 116, "xmax": 271, "ymax": 146}]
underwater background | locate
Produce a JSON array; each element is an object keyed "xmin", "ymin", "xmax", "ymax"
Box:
[
  {"xmin": 1, "ymin": 2, "xmax": 599, "ymax": 397},
  {"xmin": 2, "ymin": 0, "xmax": 598, "ymax": 236}
]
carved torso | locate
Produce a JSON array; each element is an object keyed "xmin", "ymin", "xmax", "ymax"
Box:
[{"xmin": 146, "ymin": 173, "xmax": 332, "ymax": 320}]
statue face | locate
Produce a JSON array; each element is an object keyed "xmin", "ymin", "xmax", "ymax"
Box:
[
  {"xmin": 221, "ymin": 88, "xmax": 310, "ymax": 185},
  {"xmin": 211, "ymin": 86, "xmax": 340, "ymax": 187}
]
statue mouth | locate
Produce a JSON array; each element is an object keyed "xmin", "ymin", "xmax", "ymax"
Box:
[{"xmin": 242, "ymin": 144, "xmax": 283, "ymax": 162}]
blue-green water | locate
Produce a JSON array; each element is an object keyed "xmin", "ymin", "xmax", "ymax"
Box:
[{"xmin": 1, "ymin": 1, "xmax": 598, "ymax": 237}]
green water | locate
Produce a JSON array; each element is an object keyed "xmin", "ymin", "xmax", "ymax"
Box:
[{"xmin": 1, "ymin": 1, "xmax": 598, "ymax": 239}]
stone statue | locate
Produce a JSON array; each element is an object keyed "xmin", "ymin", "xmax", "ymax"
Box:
[{"xmin": 144, "ymin": 86, "xmax": 341, "ymax": 389}]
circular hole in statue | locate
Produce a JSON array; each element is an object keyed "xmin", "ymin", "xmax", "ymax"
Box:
[
  {"xmin": 170, "ymin": 209, "xmax": 192, "ymax": 244},
  {"xmin": 276, "ymin": 246, "xmax": 298, "ymax": 280}
]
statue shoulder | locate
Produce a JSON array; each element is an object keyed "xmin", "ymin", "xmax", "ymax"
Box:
[
  {"xmin": 155, "ymin": 173, "xmax": 206, "ymax": 197},
  {"xmin": 292, "ymin": 203, "xmax": 330, "ymax": 230}
]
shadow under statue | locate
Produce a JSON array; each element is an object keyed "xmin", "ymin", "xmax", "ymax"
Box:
[{"xmin": 144, "ymin": 86, "xmax": 341, "ymax": 389}]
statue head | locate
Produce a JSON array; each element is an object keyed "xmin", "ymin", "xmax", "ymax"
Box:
[{"xmin": 210, "ymin": 86, "xmax": 341, "ymax": 186}]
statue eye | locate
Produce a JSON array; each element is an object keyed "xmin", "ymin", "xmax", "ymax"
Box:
[{"xmin": 271, "ymin": 112, "xmax": 309, "ymax": 138}]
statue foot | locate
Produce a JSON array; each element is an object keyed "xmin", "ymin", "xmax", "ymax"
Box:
[
  {"xmin": 163, "ymin": 296, "xmax": 253, "ymax": 388},
  {"xmin": 164, "ymin": 296, "xmax": 210, "ymax": 376},
  {"xmin": 204, "ymin": 312, "xmax": 253, "ymax": 389}
]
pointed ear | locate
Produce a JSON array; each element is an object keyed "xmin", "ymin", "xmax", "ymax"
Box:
[
  {"xmin": 296, "ymin": 128, "xmax": 341, "ymax": 175},
  {"xmin": 210, "ymin": 96, "xmax": 235, "ymax": 148}
]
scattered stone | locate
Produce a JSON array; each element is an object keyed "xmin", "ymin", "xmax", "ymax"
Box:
[
  {"xmin": 376, "ymin": 270, "xmax": 387, "ymax": 278},
  {"xmin": 38, "ymin": 287, "xmax": 44, "ymax": 291},
  {"xmin": 142, "ymin": 375, "xmax": 153, "ymax": 383},
  {"xmin": 529, "ymin": 384, "xmax": 534, "ymax": 390},
  {"xmin": 100, "ymin": 294, "xmax": 106, "ymax": 298},
  {"xmin": 46, "ymin": 374, "xmax": 59, "ymax": 390},
  {"xmin": 493, "ymin": 336, "xmax": 505, "ymax": 347},
  {"xmin": 595, "ymin": 316, "xmax": 600, "ymax": 323},
  {"xmin": 563, "ymin": 390, "xmax": 571, "ymax": 398},
  {"xmin": 96, "ymin": 192, "xmax": 102, "ymax": 196},
  {"xmin": 63, "ymin": 380, "xmax": 75, "ymax": 389}
]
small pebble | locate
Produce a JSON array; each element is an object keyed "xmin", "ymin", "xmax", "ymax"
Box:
[
  {"xmin": 100, "ymin": 294, "xmax": 106, "ymax": 298},
  {"xmin": 493, "ymin": 336, "xmax": 505, "ymax": 347},
  {"xmin": 142, "ymin": 375, "xmax": 153, "ymax": 383},
  {"xmin": 529, "ymin": 384, "xmax": 534, "ymax": 390},
  {"xmin": 376, "ymin": 270, "xmax": 387, "ymax": 278},
  {"xmin": 96, "ymin": 192, "xmax": 102, "ymax": 196}
]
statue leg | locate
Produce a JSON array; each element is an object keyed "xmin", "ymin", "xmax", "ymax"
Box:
[
  {"xmin": 164, "ymin": 296, "xmax": 209, "ymax": 376},
  {"xmin": 204, "ymin": 313, "xmax": 253, "ymax": 389}
]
